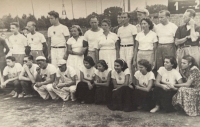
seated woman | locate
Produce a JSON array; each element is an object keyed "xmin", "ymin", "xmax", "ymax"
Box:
[
  {"xmin": 76, "ymin": 56, "xmax": 96, "ymax": 104},
  {"xmin": 172, "ymin": 55, "xmax": 200, "ymax": 116},
  {"xmin": 133, "ymin": 59, "xmax": 155, "ymax": 111},
  {"xmin": 150, "ymin": 56, "xmax": 183, "ymax": 113},
  {"xmin": 107, "ymin": 59, "xmax": 136, "ymax": 112},
  {"xmin": 94, "ymin": 60, "xmax": 112, "ymax": 104}
]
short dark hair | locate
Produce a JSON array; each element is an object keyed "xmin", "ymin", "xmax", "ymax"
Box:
[
  {"xmin": 97, "ymin": 60, "xmax": 108, "ymax": 70},
  {"xmin": 48, "ymin": 11, "xmax": 59, "ymax": 18},
  {"xmin": 141, "ymin": 18, "xmax": 154, "ymax": 30},
  {"xmin": 186, "ymin": 9, "xmax": 196, "ymax": 17},
  {"xmin": 138, "ymin": 59, "xmax": 152, "ymax": 72},
  {"xmin": 89, "ymin": 15, "xmax": 99, "ymax": 21},
  {"xmin": 182, "ymin": 55, "xmax": 198, "ymax": 68},
  {"xmin": 117, "ymin": 11, "xmax": 122, "ymax": 16},
  {"xmin": 114, "ymin": 59, "xmax": 128, "ymax": 72},
  {"xmin": 84, "ymin": 56, "xmax": 95, "ymax": 67},
  {"xmin": 24, "ymin": 55, "xmax": 34, "ymax": 61},
  {"xmin": 101, "ymin": 19, "xmax": 111, "ymax": 26},
  {"xmin": 28, "ymin": 21, "xmax": 36, "ymax": 27},
  {"xmin": 6, "ymin": 56, "xmax": 16, "ymax": 61},
  {"xmin": 122, "ymin": 12, "xmax": 131, "ymax": 19},
  {"xmin": 10, "ymin": 22, "xmax": 19, "ymax": 28},
  {"xmin": 164, "ymin": 56, "xmax": 177, "ymax": 69},
  {"xmin": 159, "ymin": 10, "xmax": 170, "ymax": 17}
]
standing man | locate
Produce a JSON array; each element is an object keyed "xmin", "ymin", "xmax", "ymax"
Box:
[
  {"xmin": 117, "ymin": 12, "xmax": 137, "ymax": 82},
  {"xmin": 136, "ymin": 7, "xmax": 149, "ymax": 33},
  {"xmin": 47, "ymin": 11, "xmax": 70, "ymax": 66},
  {"xmin": 175, "ymin": 9, "xmax": 200, "ymax": 68},
  {"xmin": 19, "ymin": 55, "xmax": 38, "ymax": 98},
  {"xmin": 26, "ymin": 21, "xmax": 48, "ymax": 62},
  {"xmin": 110, "ymin": 12, "xmax": 123, "ymax": 34},
  {"xmin": 9, "ymin": 22, "xmax": 28, "ymax": 65},
  {"xmin": 83, "ymin": 15, "xmax": 103, "ymax": 63},
  {"xmin": 155, "ymin": 10, "xmax": 178, "ymax": 70},
  {"xmin": 33, "ymin": 56, "xmax": 58, "ymax": 100}
]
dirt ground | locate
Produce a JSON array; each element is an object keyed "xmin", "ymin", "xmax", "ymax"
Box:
[{"xmin": 0, "ymin": 93, "xmax": 200, "ymax": 127}]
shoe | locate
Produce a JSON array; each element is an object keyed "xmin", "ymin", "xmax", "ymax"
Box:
[
  {"xmin": 150, "ymin": 105, "xmax": 160, "ymax": 113},
  {"xmin": 71, "ymin": 98, "xmax": 77, "ymax": 102},
  {"xmin": 12, "ymin": 92, "xmax": 18, "ymax": 98},
  {"xmin": 9, "ymin": 90, "xmax": 15, "ymax": 96},
  {"xmin": 63, "ymin": 96, "xmax": 70, "ymax": 102},
  {"xmin": 18, "ymin": 93, "xmax": 24, "ymax": 98},
  {"xmin": 24, "ymin": 94, "xmax": 33, "ymax": 98}
]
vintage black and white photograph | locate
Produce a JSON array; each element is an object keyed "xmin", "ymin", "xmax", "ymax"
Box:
[{"xmin": 0, "ymin": 0, "xmax": 200, "ymax": 126}]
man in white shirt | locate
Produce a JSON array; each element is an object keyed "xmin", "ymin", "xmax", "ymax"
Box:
[
  {"xmin": 83, "ymin": 15, "xmax": 103, "ymax": 63},
  {"xmin": 19, "ymin": 55, "xmax": 38, "ymax": 98},
  {"xmin": 33, "ymin": 56, "xmax": 58, "ymax": 100},
  {"xmin": 26, "ymin": 21, "xmax": 48, "ymax": 62},
  {"xmin": 1, "ymin": 56, "xmax": 22, "ymax": 98},
  {"xmin": 136, "ymin": 7, "xmax": 149, "ymax": 33},
  {"xmin": 117, "ymin": 12, "xmax": 137, "ymax": 82},
  {"xmin": 155, "ymin": 10, "xmax": 178, "ymax": 70},
  {"xmin": 47, "ymin": 11, "xmax": 70, "ymax": 66},
  {"xmin": 9, "ymin": 22, "xmax": 28, "ymax": 65}
]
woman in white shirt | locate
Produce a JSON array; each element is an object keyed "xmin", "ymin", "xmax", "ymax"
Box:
[
  {"xmin": 150, "ymin": 56, "xmax": 183, "ymax": 113},
  {"xmin": 107, "ymin": 59, "xmax": 136, "ymax": 112},
  {"xmin": 66, "ymin": 25, "xmax": 87, "ymax": 70},
  {"xmin": 133, "ymin": 18, "xmax": 158, "ymax": 68},
  {"xmin": 94, "ymin": 60, "xmax": 112, "ymax": 104},
  {"xmin": 95, "ymin": 19, "xmax": 119, "ymax": 69},
  {"xmin": 133, "ymin": 59, "xmax": 155, "ymax": 111},
  {"xmin": 76, "ymin": 56, "xmax": 96, "ymax": 104}
]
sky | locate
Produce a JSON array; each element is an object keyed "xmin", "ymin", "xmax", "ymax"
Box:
[{"xmin": 0, "ymin": 0, "xmax": 168, "ymax": 19}]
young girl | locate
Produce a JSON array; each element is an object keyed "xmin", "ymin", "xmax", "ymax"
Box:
[
  {"xmin": 150, "ymin": 56, "xmax": 183, "ymax": 113},
  {"xmin": 133, "ymin": 59, "xmax": 155, "ymax": 111},
  {"xmin": 107, "ymin": 59, "xmax": 136, "ymax": 112},
  {"xmin": 94, "ymin": 60, "xmax": 112, "ymax": 104},
  {"xmin": 76, "ymin": 56, "xmax": 96, "ymax": 104}
]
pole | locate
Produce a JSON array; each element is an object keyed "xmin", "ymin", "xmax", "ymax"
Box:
[
  {"xmin": 123, "ymin": 0, "xmax": 125, "ymax": 12},
  {"xmin": 31, "ymin": 0, "xmax": 35, "ymax": 16},
  {"xmin": 128, "ymin": 0, "xmax": 130, "ymax": 11},
  {"xmin": 85, "ymin": 0, "xmax": 87, "ymax": 17},
  {"xmin": 71, "ymin": 0, "xmax": 74, "ymax": 19},
  {"xmin": 96, "ymin": 0, "xmax": 97, "ymax": 13}
]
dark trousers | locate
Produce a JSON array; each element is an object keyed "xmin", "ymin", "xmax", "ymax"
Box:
[
  {"xmin": 6, "ymin": 79, "xmax": 22, "ymax": 94},
  {"xmin": 20, "ymin": 80, "xmax": 34, "ymax": 95},
  {"xmin": 94, "ymin": 86, "xmax": 112, "ymax": 105}
]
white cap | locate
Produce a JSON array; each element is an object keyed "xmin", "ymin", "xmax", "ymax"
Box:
[
  {"xmin": 136, "ymin": 7, "xmax": 149, "ymax": 16},
  {"xmin": 36, "ymin": 56, "xmax": 46, "ymax": 61},
  {"xmin": 57, "ymin": 59, "xmax": 66, "ymax": 66}
]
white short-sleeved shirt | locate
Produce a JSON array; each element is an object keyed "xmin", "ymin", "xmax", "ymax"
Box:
[
  {"xmin": 56, "ymin": 66, "xmax": 77, "ymax": 83},
  {"xmin": 67, "ymin": 36, "xmax": 84, "ymax": 52},
  {"xmin": 84, "ymin": 29, "xmax": 103, "ymax": 51},
  {"xmin": 136, "ymin": 30, "xmax": 158, "ymax": 50},
  {"xmin": 134, "ymin": 70, "xmax": 155, "ymax": 88},
  {"xmin": 48, "ymin": 24, "xmax": 70, "ymax": 46},
  {"xmin": 40, "ymin": 64, "xmax": 57, "ymax": 81},
  {"xmin": 117, "ymin": 24, "xmax": 137, "ymax": 45},
  {"xmin": 27, "ymin": 32, "xmax": 46, "ymax": 50},
  {"xmin": 3, "ymin": 63, "xmax": 22, "ymax": 79},
  {"xmin": 158, "ymin": 67, "xmax": 182, "ymax": 85},
  {"xmin": 21, "ymin": 64, "xmax": 38, "ymax": 79},
  {"xmin": 155, "ymin": 22, "xmax": 178, "ymax": 44},
  {"xmin": 94, "ymin": 68, "xmax": 112, "ymax": 82},
  {"xmin": 9, "ymin": 33, "xmax": 27, "ymax": 54},
  {"xmin": 111, "ymin": 68, "xmax": 130, "ymax": 85},
  {"xmin": 95, "ymin": 32, "xmax": 118, "ymax": 50},
  {"xmin": 80, "ymin": 66, "xmax": 96, "ymax": 81}
]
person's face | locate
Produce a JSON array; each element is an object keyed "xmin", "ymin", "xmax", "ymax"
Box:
[
  {"xmin": 10, "ymin": 25, "xmax": 18, "ymax": 33},
  {"xmin": 90, "ymin": 18, "xmax": 98, "ymax": 29},
  {"xmin": 71, "ymin": 27, "xmax": 79, "ymax": 37},
  {"xmin": 101, "ymin": 22, "xmax": 110, "ymax": 31},
  {"xmin": 141, "ymin": 20, "xmax": 150, "ymax": 30},
  {"xmin": 83, "ymin": 60, "xmax": 92, "ymax": 69},
  {"xmin": 153, "ymin": 18, "xmax": 159, "ymax": 25},
  {"xmin": 114, "ymin": 62, "xmax": 122, "ymax": 73},
  {"xmin": 6, "ymin": 59, "xmax": 14, "ymax": 67},
  {"xmin": 137, "ymin": 11, "xmax": 146, "ymax": 22},
  {"xmin": 164, "ymin": 58, "xmax": 173, "ymax": 70},
  {"xmin": 159, "ymin": 12, "xmax": 168, "ymax": 25},
  {"xmin": 37, "ymin": 60, "xmax": 46, "ymax": 69},
  {"xmin": 138, "ymin": 64, "xmax": 147, "ymax": 74},
  {"xmin": 117, "ymin": 15, "xmax": 122, "ymax": 25},
  {"xmin": 121, "ymin": 13, "xmax": 130, "ymax": 25},
  {"xmin": 27, "ymin": 22, "xmax": 34, "ymax": 32},
  {"xmin": 181, "ymin": 59, "xmax": 190, "ymax": 70},
  {"xmin": 23, "ymin": 57, "xmax": 32, "ymax": 67},
  {"xmin": 183, "ymin": 12, "xmax": 191, "ymax": 24},
  {"xmin": 58, "ymin": 64, "xmax": 67, "ymax": 72},
  {"xmin": 49, "ymin": 15, "xmax": 57, "ymax": 25},
  {"xmin": 97, "ymin": 63, "xmax": 105, "ymax": 72}
]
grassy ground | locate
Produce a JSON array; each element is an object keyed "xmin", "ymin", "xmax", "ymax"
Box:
[{"xmin": 0, "ymin": 93, "xmax": 200, "ymax": 127}]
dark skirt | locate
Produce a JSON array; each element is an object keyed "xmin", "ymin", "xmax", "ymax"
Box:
[
  {"xmin": 153, "ymin": 87, "xmax": 177, "ymax": 112},
  {"xmin": 94, "ymin": 86, "xmax": 112, "ymax": 105},
  {"xmin": 76, "ymin": 82, "xmax": 95, "ymax": 104},
  {"xmin": 133, "ymin": 89, "xmax": 154, "ymax": 111},
  {"xmin": 107, "ymin": 86, "xmax": 136, "ymax": 112}
]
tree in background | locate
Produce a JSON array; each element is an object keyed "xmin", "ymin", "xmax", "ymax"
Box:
[
  {"xmin": 146, "ymin": 4, "xmax": 167, "ymax": 14},
  {"xmin": 104, "ymin": 7, "xmax": 122, "ymax": 27}
]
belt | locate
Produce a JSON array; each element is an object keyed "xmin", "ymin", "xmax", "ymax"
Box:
[
  {"xmin": 120, "ymin": 44, "xmax": 134, "ymax": 47},
  {"xmin": 182, "ymin": 45, "xmax": 198, "ymax": 48},
  {"xmin": 51, "ymin": 46, "xmax": 66, "ymax": 48},
  {"xmin": 158, "ymin": 43, "xmax": 174, "ymax": 45}
]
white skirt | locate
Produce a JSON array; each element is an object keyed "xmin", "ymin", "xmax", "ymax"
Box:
[
  {"xmin": 67, "ymin": 54, "xmax": 84, "ymax": 70},
  {"xmin": 99, "ymin": 49, "xmax": 116, "ymax": 70}
]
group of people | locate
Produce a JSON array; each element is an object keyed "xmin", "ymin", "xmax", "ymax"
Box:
[{"xmin": 0, "ymin": 7, "xmax": 200, "ymax": 117}]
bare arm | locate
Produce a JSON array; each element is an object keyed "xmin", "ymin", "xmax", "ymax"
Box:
[
  {"xmin": 42, "ymin": 42, "xmax": 48, "ymax": 59},
  {"xmin": 174, "ymin": 78, "xmax": 193, "ymax": 88},
  {"xmin": 175, "ymin": 37, "xmax": 188, "ymax": 46},
  {"xmin": 40, "ymin": 73, "xmax": 56, "ymax": 85},
  {"xmin": 115, "ymin": 40, "xmax": 120, "ymax": 59},
  {"xmin": 47, "ymin": 37, "xmax": 51, "ymax": 57},
  {"xmin": 136, "ymin": 79, "xmax": 154, "ymax": 92},
  {"xmin": 94, "ymin": 71, "xmax": 111, "ymax": 87}
]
